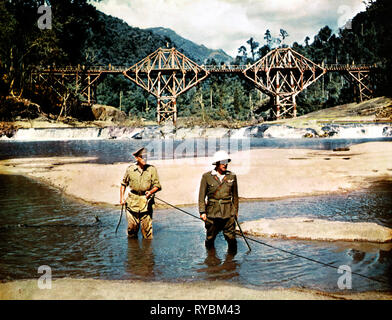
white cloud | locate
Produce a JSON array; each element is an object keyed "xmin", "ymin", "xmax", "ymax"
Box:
[{"xmin": 94, "ymin": 0, "xmax": 366, "ymax": 57}]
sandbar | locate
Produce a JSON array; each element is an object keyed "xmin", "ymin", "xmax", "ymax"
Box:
[{"xmin": 1, "ymin": 142, "xmax": 391, "ymax": 208}]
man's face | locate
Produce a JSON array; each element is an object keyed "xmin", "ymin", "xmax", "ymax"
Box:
[
  {"xmin": 136, "ymin": 153, "xmax": 147, "ymax": 166},
  {"xmin": 217, "ymin": 160, "xmax": 229, "ymax": 173}
]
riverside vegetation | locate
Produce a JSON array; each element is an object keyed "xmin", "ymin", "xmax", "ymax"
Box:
[{"xmin": 0, "ymin": 0, "xmax": 391, "ymax": 125}]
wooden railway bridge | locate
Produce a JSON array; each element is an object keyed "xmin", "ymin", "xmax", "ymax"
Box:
[{"xmin": 31, "ymin": 47, "xmax": 378, "ymax": 123}]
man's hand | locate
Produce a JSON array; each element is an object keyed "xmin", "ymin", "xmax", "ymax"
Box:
[
  {"xmin": 146, "ymin": 187, "xmax": 159, "ymax": 199},
  {"xmin": 120, "ymin": 198, "xmax": 125, "ymax": 205},
  {"xmin": 200, "ymin": 213, "xmax": 207, "ymax": 221}
]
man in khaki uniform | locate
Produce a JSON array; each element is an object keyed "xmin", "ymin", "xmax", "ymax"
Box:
[
  {"xmin": 120, "ymin": 147, "xmax": 161, "ymax": 239},
  {"xmin": 198, "ymin": 150, "xmax": 239, "ymax": 253}
]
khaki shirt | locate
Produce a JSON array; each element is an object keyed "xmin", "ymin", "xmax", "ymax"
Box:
[
  {"xmin": 198, "ymin": 170, "xmax": 239, "ymax": 219},
  {"xmin": 121, "ymin": 163, "xmax": 161, "ymax": 212}
]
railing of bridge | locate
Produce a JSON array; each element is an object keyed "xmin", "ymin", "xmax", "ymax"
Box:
[
  {"xmin": 32, "ymin": 63, "xmax": 379, "ymax": 74},
  {"xmin": 204, "ymin": 64, "xmax": 378, "ymax": 71},
  {"xmin": 32, "ymin": 65, "xmax": 129, "ymax": 73},
  {"xmin": 203, "ymin": 64, "xmax": 247, "ymax": 71},
  {"xmin": 325, "ymin": 64, "xmax": 378, "ymax": 71}
]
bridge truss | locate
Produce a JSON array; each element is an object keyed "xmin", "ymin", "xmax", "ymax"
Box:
[
  {"xmin": 123, "ymin": 48, "xmax": 209, "ymax": 123},
  {"xmin": 31, "ymin": 47, "xmax": 378, "ymax": 123},
  {"xmin": 243, "ymin": 48, "xmax": 326, "ymax": 118},
  {"xmin": 326, "ymin": 64, "xmax": 374, "ymax": 102}
]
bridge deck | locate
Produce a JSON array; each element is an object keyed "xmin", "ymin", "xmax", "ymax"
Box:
[{"xmin": 32, "ymin": 63, "xmax": 378, "ymax": 75}]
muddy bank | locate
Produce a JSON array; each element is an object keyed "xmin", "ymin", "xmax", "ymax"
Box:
[{"xmin": 0, "ymin": 279, "xmax": 391, "ymax": 300}]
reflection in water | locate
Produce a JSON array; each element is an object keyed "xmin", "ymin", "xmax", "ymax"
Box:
[
  {"xmin": 126, "ymin": 239, "xmax": 155, "ymax": 279},
  {"xmin": 197, "ymin": 248, "xmax": 239, "ymax": 280}
]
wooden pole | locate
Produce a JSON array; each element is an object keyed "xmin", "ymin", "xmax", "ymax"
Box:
[
  {"xmin": 210, "ymin": 87, "xmax": 213, "ymax": 109},
  {"xmin": 119, "ymin": 90, "xmax": 123, "ymax": 111},
  {"xmin": 87, "ymin": 74, "xmax": 91, "ymax": 105}
]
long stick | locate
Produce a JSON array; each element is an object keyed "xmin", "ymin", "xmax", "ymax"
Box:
[
  {"xmin": 235, "ymin": 216, "xmax": 252, "ymax": 251},
  {"xmin": 155, "ymin": 196, "xmax": 201, "ymax": 220},
  {"xmin": 115, "ymin": 204, "xmax": 124, "ymax": 233},
  {"xmin": 156, "ymin": 196, "xmax": 251, "ymax": 251}
]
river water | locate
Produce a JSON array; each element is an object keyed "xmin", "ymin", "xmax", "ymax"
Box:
[
  {"xmin": 1, "ymin": 137, "xmax": 392, "ymax": 163},
  {"xmin": 0, "ymin": 138, "xmax": 391, "ymax": 293}
]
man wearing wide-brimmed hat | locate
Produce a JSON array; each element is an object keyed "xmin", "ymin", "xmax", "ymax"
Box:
[
  {"xmin": 198, "ymin": 150, "xmax": 239, "ymax": 253},
  {"xmin": 120, "ymin": 147, "xmax": 161, "ymax": 239}
]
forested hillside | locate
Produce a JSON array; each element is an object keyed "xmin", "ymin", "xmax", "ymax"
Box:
[
  {"xmin": 0, "ymin": 0, "xmax": 390, "ymax": 122},
  {"xmin": 201, "ymin": 0, "xmax": 392, "ymax": 120},
  {"xmin": 147, "ymin": 27, "xmax": 233, "ymax": 65}
]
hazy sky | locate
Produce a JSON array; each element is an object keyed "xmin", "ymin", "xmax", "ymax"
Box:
[{"xmin": 93, "ymin": 0, "xmax": 366, "ymax": 57}]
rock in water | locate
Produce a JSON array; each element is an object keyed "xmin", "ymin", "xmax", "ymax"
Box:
[
  {"xmin": 0, "ymin": 123, "xmax": 20, "ymax": 138},
  {"xmin": 383, "ymin": 126, "xmax": 392, "ymax": 137},
  {"xmin": 91, "ymin": 104, "xmax": 126, "ymax": 122},
  {"xmin": 240, "ymin": 217, "xmax": 392, "ymax": 243}
]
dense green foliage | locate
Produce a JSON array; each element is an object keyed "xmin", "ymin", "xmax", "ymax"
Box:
[
  {"xmin": 177, "ymin": 0, "xmax": 391, "ymax": 120},
  {"xmin": 292, "ymin": 0, "xmax": 392, "ymax": 115},
  {"xmin": 230, "ymin": 0, "xmax": 392, "ymax": 118},
  {"xmin": 0, "ymin": 0, "xmax": 173, "ymax": 119},
  {"xmin": 0, "ymin": 0, "xmax": 391, "ymax": 121}
]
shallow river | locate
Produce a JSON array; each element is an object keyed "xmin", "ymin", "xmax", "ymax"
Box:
[
  {"xmin": 0, "ymin": 174, "xmax": 391, "ymax": 292},
  {"xmin": 1, "ymin": 137, "xmax": 392, "ymax": 163}
]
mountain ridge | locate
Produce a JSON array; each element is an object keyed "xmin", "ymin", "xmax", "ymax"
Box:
[{"xmin": 146, "ymin": 27, "xmax": 233, "ymax": 64}]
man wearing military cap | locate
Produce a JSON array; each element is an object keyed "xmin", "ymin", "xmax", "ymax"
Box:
[
  {"xmin": 198, "ymin": 150, "xmax": 239, "ymax": 253},
  {"xmin": 120, "ymin": 147, "xmax": 161, "ymax": 239}
]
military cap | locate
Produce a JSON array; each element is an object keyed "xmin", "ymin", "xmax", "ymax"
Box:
[{"xmin": 132, "ymin": 147, "xmax": 147, "ymax": 157}]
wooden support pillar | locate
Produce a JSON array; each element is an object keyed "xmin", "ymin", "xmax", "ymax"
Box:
[
  {"xmin": 157, "ymin": 98, "xmax": 161, "ymax": 124},
  {"xmin": 290, "ymin": 71, "xmax": 297, "ymax": 118},
  {"xmin": 87, "ymin": 73, "xmax": 91, "ymax": 105},
  {"xmin": 293, "ymin": 94, "xmax": 297, "ymax": 117},
  {"xmin": 275, "ymin": 95, "xmax": 281, "ymax": 119},
  {"xmin": 91, "ymin": 83, "xmax": 97, "ymax": 105},
  {"xmin": 172, "ymin": 99, "xmax": 177, "ymax": 125},
  {"xmin": 75, "ymin": 72, "xmax": 79, "ymax": 94},
  {"xmin": 275, "ymin": 71, "xmax": 281, "ymax": 119},
  {"xmin": 348, "ymin": 70, "xmax": 373, "ymax": 102},
  {"xmin": 156, "ymin": 98, "xmax": 177, "ymax": 124},
  {"xmin": 157, "ymin": 72, "xmax": 162, "ymax": 123}
]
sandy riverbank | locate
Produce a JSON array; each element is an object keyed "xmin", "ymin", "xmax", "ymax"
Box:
[
  {"xmin": 0, "ymin": 279, "xmax": 391, "ymax": 300},
  {"xmin": 0, "ymin": 142, "xmax": 391, "ymax": 208},
  {"xmin": 241, "ymin": 217, "xmax": 392, "ymax": 243}
]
